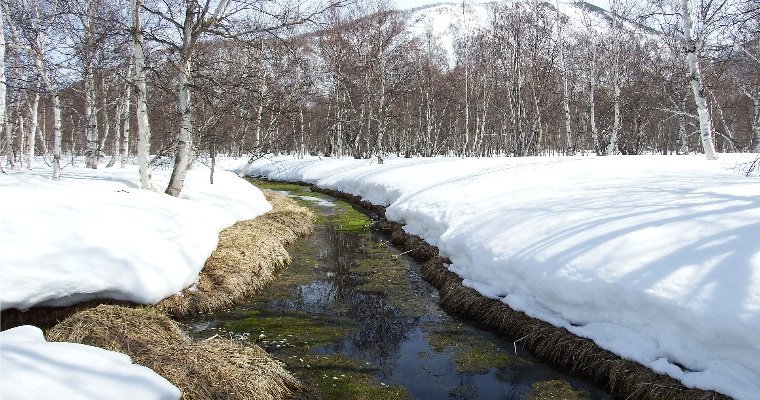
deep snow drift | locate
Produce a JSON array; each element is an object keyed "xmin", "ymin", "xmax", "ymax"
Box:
[
  {"xmin": 0, "ymin": 325, "xmax": 180, "ymax": 400},
  {"xmin": 243, "ymin": 154, "xmax": 760, "ymax": 400},
  {"xmin": 0, "ymin": 163, "xmax": 271, "ymax": 311}
]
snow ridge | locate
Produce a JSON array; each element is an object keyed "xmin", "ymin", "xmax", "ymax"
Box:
[{"xmin": 245, "ymin": 154, "xmax": 760, "ymax": 400}]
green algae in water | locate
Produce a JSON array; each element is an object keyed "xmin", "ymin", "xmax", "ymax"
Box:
[
  {"xmin": 223, "ymin": 311, "xmax": 351, "ymax": 350},
  {"xmin": 250, "ymin": 178, "xmax": 371, "ymax": 233},
  {"xmin": 529, "ymin": 380, "xmax": 591, "ymax": 400},
  {"xmin": 322, "ymin": 201, "xmax": 372, "ymax": 233},
  {"xmin": 286, "ymin": 354, "xmax": 408, "ymax": 400},
  {"xmin": 352, "ymin": 247, "xmax": 430, "ymax": 317},
  {"xmin": 425, "ymin": 322, "xmax": 515, "ymax": 374},
  {"xmin": 248, "ymin": 178, "xmax": 314, "ymax": 196}
]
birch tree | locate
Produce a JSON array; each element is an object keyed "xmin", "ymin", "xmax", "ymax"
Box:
[
  {"xmin": 0, "ymin": 6, "xmax": 5, "ymax": 155},
  {"xmin": 555, "ymin": 0, "xmax": 573, "ymax": 154},
  {"xmin": 681, "ymin": 0, "xmax": 718, "ymax": 159},
  {"xmin": 132, "ymin": 0, "xmax": 151, "ymax": 189},
  {"xmin": 4, "ymin": 0, "xmax": 65, "ymax": 178},
  {"xmin": 606, "ymin": 0, "xmax": 623, "ymax": 155}
]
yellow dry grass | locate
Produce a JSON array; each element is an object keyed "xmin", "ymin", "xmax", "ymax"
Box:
[
  {"xmin": 156, "ymin": 192, "xmax": 315, "ymax": 317},
  {"xmin": 48, "ymin": 305, "xmax": 301, "ymax": 400}
]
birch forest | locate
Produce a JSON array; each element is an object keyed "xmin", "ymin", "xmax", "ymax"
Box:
[{"xmin": 0, "ymin": 0, "xmax": 758, "ymax": 192}]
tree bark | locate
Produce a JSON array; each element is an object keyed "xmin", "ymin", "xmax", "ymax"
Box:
[
  {"xmin": 52, "ymin": 94, "xmax": 62, "ymax": 180},
  {"xmin": 133, "ymin": 0, "xmax": 152, "ymax": 189},
  {"xmin": 84, "ymin": 62, "xmax": 98, "ymax": 168},
  {"xmin": 26, "ymin": 89, "xmax": 40, "ymax": 169},
  {"xmin": 165, "ymin": 53, "xmax": 193, "ymax": 196},
  {"xmin": 0, "ymin": 7, "xmax": 5, "ymax": 152},
  {"xmin": 607, "ymin": 3, "xmax": 621, "ymax": 156},
  {"xmin": 681, "ymin": 0, "xmax": 717, "ymax": 160},
  {"xmin": 120, "ymin": 62, "xmax": 133, "ymax": 168}
]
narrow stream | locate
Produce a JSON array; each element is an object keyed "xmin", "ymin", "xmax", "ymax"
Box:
[{"xmin": 184, "ymin": 180, "xmax": 612, "ymax": 400}]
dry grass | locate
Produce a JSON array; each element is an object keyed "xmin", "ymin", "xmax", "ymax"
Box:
[
  {"xmin": 48, "ymin": 305, "xmax": 302, "ymax": 400},
  {"xmin": 157, "ymin": 192, "xmax": 315, "ymax": 317},
  {"xmin": 320, "ymin": 188, "xmax": 732, "ymax": 400}
]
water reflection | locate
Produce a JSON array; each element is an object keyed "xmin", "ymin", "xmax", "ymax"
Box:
[{"xmin": 185, "ymin": 188, "xmax": 611, "ymax": 399}]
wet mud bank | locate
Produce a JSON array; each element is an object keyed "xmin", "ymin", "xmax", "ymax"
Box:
[{"xmin": 303, "ymin": 185, "xmax": 730, "ymax": 400}]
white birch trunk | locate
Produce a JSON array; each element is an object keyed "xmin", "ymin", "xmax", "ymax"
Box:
[
  {"xmin": 375, "ymin": 38, "xmax": 386, "ymax": 162},
  {"xmin": 299, "ymin": 105, "xmax": 305, "ymax": 159},
  {"xmin": 120, "ymin": 61, "xmax": 133, "ymax": 168},
  {"xmin": 606, "ymin": 4, "xmax": 621, "ymax": 156},
  {"xmin": 255, "ymin": 79, "xmax": 266, "ymax": 149},
  {"xmin": 556, "ymin": 0, "xmax": 573, "ymax": 154},
  {"xmin": 0, "ymin": 8, "xmax": 5, "ymax": 148},
  {"xmin": 165, "ymin": 0, "xmax": 230, "ymax": 196},
  {"xmin": 133, "ymin": 0, "xmax": 152, "ymax": 189},
  {"xmin": 84, "ymin": 62, "xmax": 98, "ymax": 168},
  {"xmin": 753, "ymin": 97, "xmax": 760, "ymax": 152},
  {"xmin": 678, "ymin": 97, "xmax": 689, "ymax": 154},
  {"xmin": 463, "ymin": 60, "xmax": 470, "ymax": 157},
  {"xmin": 165, "ymin": 53, "xmax": 193, "ymax": 196},
  {"xmin": 98, "ymin": 83, "xmax": 110, "ymax": 165},
  {"xmin": 52, "ymin": 94, "xmax": 62, "ymax": 180},
  {"xmin": 26, "ymin": 89, "xmax": 40, "ymax": 169},
  {"xmin": 681, "ymin": 0, "xmax": 717, "ymax": 160}
]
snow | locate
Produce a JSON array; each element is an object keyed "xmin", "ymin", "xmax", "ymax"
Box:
[
  {"xmin": 0, "ymin": 161, "xmax": 271, "ymax": 311},
  {"xmin": 243, "ymin": 154, "xmax": 760, "ymax": 400},
  {"xmin": 0, "ymin": 325, "xmax": 180, "ymax": 400}
]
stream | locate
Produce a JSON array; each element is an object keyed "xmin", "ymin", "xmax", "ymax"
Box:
[{"xmin": 183, "ymin": 180, "xmax": 612, "ymax": 400}]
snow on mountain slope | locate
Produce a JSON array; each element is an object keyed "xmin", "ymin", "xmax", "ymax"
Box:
[{"xmin": 401, "ymin": 1, "xmax": 654, "ymax": 67}]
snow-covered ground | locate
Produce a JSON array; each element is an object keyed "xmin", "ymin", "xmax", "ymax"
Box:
[
  {"xmin": 0, "ymin": 325, "xmax": 180, "ymax": 400},
  {"xmin": 243, "ymin": 154, "xmax": 760, "ymax": 400},
  {"xmin": 0, "ymin": 161, "xmax": 271, "ymax": 311},
  {"xmin": 1, "ymin": 159, "xmax": 270, "ymax": 400}
]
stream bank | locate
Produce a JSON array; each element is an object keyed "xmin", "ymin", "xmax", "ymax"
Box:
[
  {"xmin": 185, "ymin": 180, "xmax": 612, "ymax": 400},
  {"xmin": 9, "ymin": 191, "xmax": 316, "ymax": 400},
  {"xmin": 306, "ymin": 185, "xmax": 730, "ymax": 400}
]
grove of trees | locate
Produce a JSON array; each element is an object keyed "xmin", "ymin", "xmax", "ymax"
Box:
[{"xmin": 1, "ymin": 0, "xmax": 758, "ymax": 193}]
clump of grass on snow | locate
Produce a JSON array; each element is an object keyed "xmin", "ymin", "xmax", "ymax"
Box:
[{"xmin": 47, "ymin": 304, "xmax": 302, "ymax": 400}]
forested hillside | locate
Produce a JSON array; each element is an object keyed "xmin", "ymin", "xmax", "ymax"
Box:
[{"xmin": 1, "ymin": 0, "xmax": 758, "ymax": 181}]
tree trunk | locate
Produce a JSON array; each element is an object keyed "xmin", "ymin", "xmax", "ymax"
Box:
[
  {"xmin": 678, "ymin": 97, "xmax": 689, "ymax": 154},
  {"xmin": 753, "ymin": 97, "xmax": 760, "ymax": 152},
  {"xmin": 133, "ymin": 0, "xmax": 152, "ymax": 189},
  {"xmin": 0, "ymin": 8, "xmax": 5, "ymax": 153},
  {"xmin": 681, "ymin": 0, "xmax": 717, "ymax": 160},
  {"xmin": 607, "ymin": 5, "xmax": 621, "ymax": 156},
  {"xmin": 120, "ymin": 63, "xmax": 133, "ymax": 168},
  {"xmin": 556, "ymin": 0, "xmax": 573, "ymax": 155},
  {"xmin": 84, "ymin": 63, "xmax": 98, "ymax": 168},
  {"xmin": 52, "ymin": 94, "xmax": 62, "ymax": 180},
  {"xmin": 165, "ymin": 54, "xmax": 193, "ymax": 196},
  {"xmin": 26, "ymin": 89, "xmax": 40, "ymax": 169}
]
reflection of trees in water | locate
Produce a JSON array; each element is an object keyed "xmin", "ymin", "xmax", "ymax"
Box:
[{"xmin": 326, "ymin": 227, "xmax": 419, "ymax": 367}]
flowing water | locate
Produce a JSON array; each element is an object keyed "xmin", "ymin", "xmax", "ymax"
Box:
[{"xmin": 183, "ymin": 180, "xmax": 612, "ymax": 400}]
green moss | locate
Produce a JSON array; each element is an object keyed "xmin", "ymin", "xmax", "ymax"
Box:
[
  {"xmin": 528, "ymin": 380, "xmax": 591, "ymax": 399},
  {"xmin": 223, "ymin": 311, "xmax": 351, "ymax": 350},
  {"xmin": 248, "ymin": 178, "xmax": 312, "ymax": 196},
  {"xmin": 322, "ymin": 202, "xmax": 372, "ymax": 233},
  {"xmin": 425, "ymin": 322, "xmax": 514, "ymax": 374},
  {"xmin": 288, "ymin": 354, "xmax": 408, "ymax": 400}
]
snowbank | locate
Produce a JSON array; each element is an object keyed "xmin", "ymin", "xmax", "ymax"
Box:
[
  {"xmin": 0, "ymin": 325, "xmax": 180, "ymax": 400},
  {"xmin": 244, "ymin": 154, "xmax": 760, "ymax": 400},
  {"xmin": 0, "ymin": 162, "xmax": 271, "ymax": 311}
]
